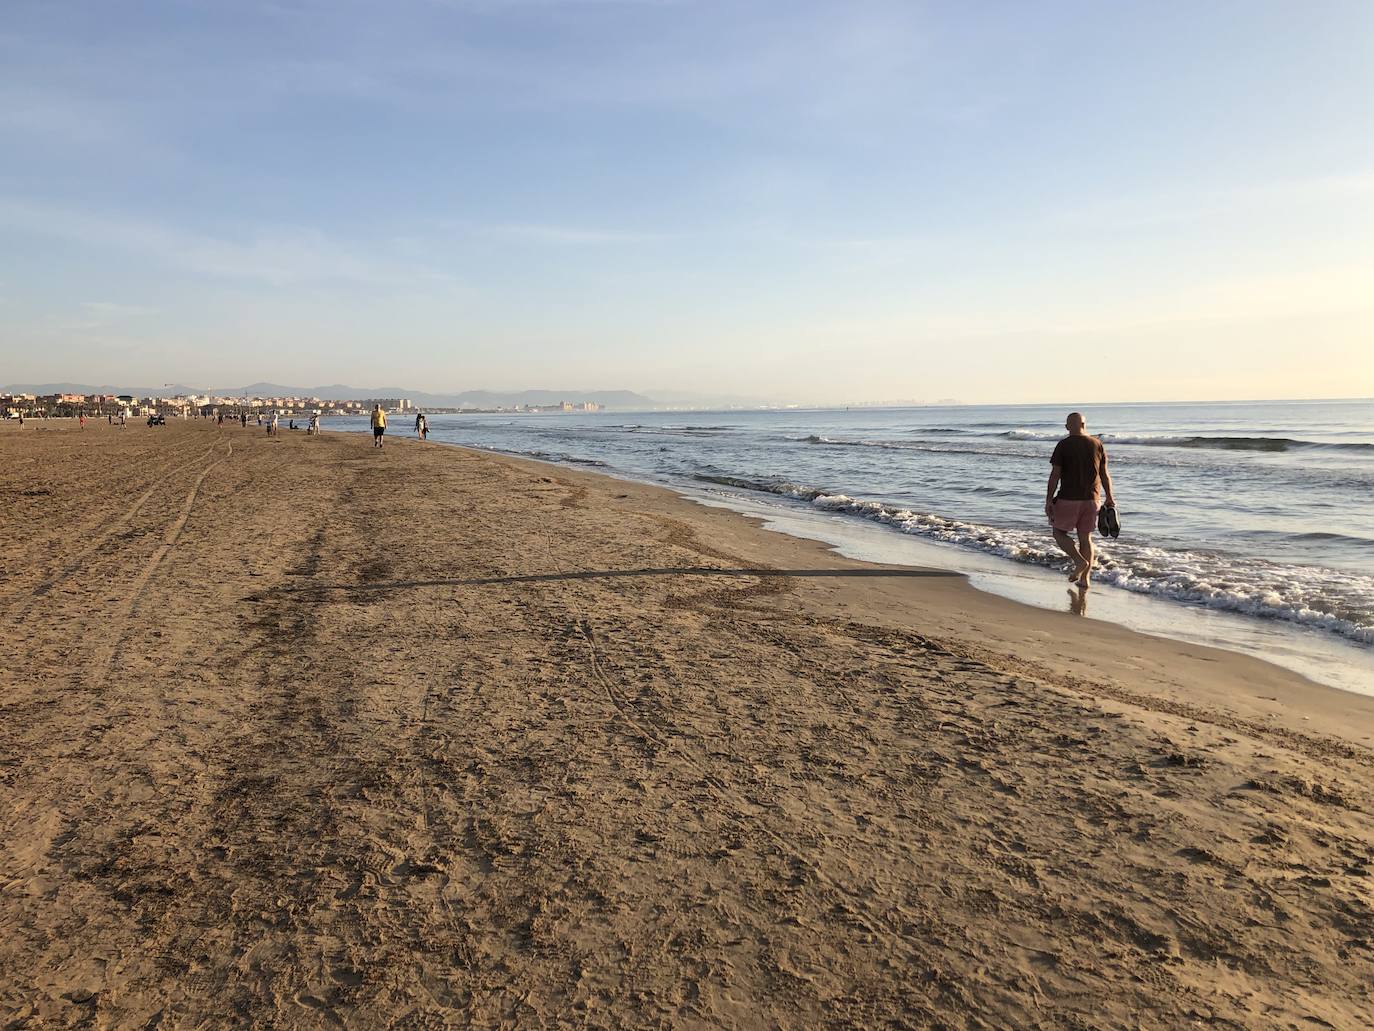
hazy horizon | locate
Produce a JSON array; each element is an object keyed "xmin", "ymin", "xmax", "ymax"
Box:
[
  {"xmin": 3, "ymin": 1, "xmax": 1373, "ymax": 403},
  {"xmin": 5, "ymin": 376, "xmax": 1371, "ymax": 410}
]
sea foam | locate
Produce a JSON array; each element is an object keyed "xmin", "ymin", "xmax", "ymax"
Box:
[{"xmin": 694, "ymin": 474, "xmax": 1374, "ymax": 645}]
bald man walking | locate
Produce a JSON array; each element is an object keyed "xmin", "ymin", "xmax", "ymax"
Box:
[{"xmin": 1045, "ymin": 412, "xmax": 1115, "ymax": 589}]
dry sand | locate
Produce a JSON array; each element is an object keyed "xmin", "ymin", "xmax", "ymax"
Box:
[{"xmin": 2, "ymin": 419, "xmax": 1372, "ymax": 1029}]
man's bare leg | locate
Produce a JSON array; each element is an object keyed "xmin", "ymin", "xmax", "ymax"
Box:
[
  {"xmin": 1053, "ymin": 529, "xmax": 1087, "ymax": 581},
  {"xmin": 1075, "ymin": 531, "xmax": 1094, "ymax": 588}
]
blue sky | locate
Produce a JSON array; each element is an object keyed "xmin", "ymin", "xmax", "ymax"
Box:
[{"xmin": 2, "ymin": 0, "xmax": 1372, "ymax": 402}]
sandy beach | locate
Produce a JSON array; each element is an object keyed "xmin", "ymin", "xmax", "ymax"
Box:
[{"xmin": 2, "ymin": 419, "xmax": 1372, "ymax": 1028}]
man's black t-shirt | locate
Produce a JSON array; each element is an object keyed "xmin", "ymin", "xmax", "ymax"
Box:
[{"xmin": 1051, "ymin": 434, "xmax": 1107, "ymax": 501}]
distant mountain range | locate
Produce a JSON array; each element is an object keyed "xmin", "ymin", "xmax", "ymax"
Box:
[{"xmin": 2, "ymin": 382, "xmax": 662, "ymax": 409}]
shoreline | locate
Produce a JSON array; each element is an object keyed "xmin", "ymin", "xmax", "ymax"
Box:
[
  {"xmin": 481, "ymin": 444, "xmax": 1374, "ymax": 750},
  {"xmin": 3, "ymin": 420, "xmax": 1372, "ymax": 1026},
  {"xmin": 688, "ymin": 486, "xmax": 1374, "ymax": 696},
  {"xmin": 330, "ymin": 417, "xmax": 1374, "ymax": 701}
]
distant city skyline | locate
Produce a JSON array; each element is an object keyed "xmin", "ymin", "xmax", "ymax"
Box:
[
  {"xmin": 3, "ymin": 1, "xmax": 1373, "ymax": 403},
  {"xmin": 3, "ymin": 378, "xmax": 1372, "ymax": 411}
]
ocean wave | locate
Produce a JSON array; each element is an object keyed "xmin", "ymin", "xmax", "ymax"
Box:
[
  {"xmin": 503, "ymin": 449, "xmax": 608, "ymax": 467},
  {"xmin": 695, "ymin": 474, "xmax": 826, "ymax": 501},
  {"xmin": 802, "ymin": 429, "xmax": 1374, "ymax": 463},
  {"xmin": 1239, "ymin": 528, "xmax": 1374, "ymax": 549},
  {"xmin": 798, "ymin": 435, "xmax": 1049, "ymax": 461},
  {"xmin": 934, "ymin": 421, "xmax": 1025, "ymax": 429},
  {"xmin": 794, "ymin": 433, "xmax": 1374, "ymax": 489},
  {"xmin": 1293, "ymin": 531, "xmax": 1374, "ymax": 545},
  {"xmin": 693, "ymin": 473, "xmax": 1374, "ymax": 645},
  {"xmin": 999, "ymin": 430, "xmax": 1373, "ymax": 453},
  {"xmin": 609, "ymin": 424, "xmax": 736, "ymax": 437}
]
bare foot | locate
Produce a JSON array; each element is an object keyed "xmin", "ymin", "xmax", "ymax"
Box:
[{"xmin": 1068, "ymin": 562, "xmax": 1087, "ymax": 582}]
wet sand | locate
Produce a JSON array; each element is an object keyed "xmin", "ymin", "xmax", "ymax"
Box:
[{"xmin": 2, "ymin": 419, "xmax": 1372, "ymax": 1028}]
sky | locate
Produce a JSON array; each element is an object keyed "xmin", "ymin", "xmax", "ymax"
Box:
[{"xmin": 1, "ymin": 0, "xmax": 1372, "ymax": 404}]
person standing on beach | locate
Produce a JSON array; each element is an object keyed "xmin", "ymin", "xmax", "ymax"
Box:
[
  {"xmin": 1045, "ymin": 412, "xmax": 1115, "ymax": 589},
  {"xmin": 371, "ymin": 404, "xmax": 387, "ymax": 449}
]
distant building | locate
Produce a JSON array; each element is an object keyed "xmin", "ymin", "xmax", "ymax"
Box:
[{"xmin": 2, "ymin": 393, "xmax": 36, "ymax": 417}]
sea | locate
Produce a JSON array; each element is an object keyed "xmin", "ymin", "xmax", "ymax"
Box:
[{"xmin": 342, "ymin": 400, "xmax": 1374, "ymax": 693}]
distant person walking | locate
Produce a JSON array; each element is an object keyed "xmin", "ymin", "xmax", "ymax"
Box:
[
  {"xmin": 371, "ymin": 404, "xmax": 387, "ymax": 449},
  {"xmin": 415, "ymin": 413, "xmax": 428, "ymax": 440},
  {"xmin": 1045, "ymin": 411, "xmax": 1115, "ymax": 590}
]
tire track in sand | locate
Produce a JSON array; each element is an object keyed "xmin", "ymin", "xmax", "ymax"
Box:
[
  {"xmin": 81, "ymin": 437, "xmax": 234, "ymax": 681},
  {"xmin": 1, "ymin": 435, "xmax": 227, "ymax": 624}
]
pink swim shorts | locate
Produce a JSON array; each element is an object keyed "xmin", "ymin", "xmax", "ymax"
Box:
[{"xmin": 1052, "ymin": 499, "xmax": 1099, "ymax": 535}]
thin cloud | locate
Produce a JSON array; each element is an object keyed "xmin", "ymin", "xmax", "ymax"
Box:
[
  {"xmin": 772, "ymin": 170, "xmax": 1374, "ymax": 257},
  {"xmin": 423, "ymin": 0, "xmax": 682, "ymax": 7},
  {"xmin": 479, "ymin": 222, "xmax": 672, "ymax": 245},
  {"xmin": 0, "ymin": 198, "xmax": 452, "ymax": 288},
  {"xmin": 81, "ymin": 302, "xmax": 157, "ymax": 318}
]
